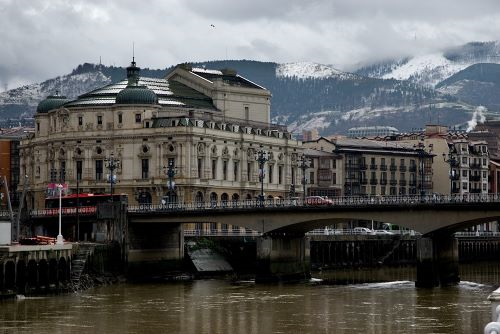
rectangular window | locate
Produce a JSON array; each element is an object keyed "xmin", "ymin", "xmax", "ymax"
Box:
[
  {"xmin": 212, "ymin": 159, "xmax": 217, "ymax": 179},
  {"xmin": 78, "ymin": 116, "xmax": 83, "ymax": 126},
  {"xmin": 244, "ymin": 106, "xmax": 249, "ymax": 120},
  {"xmin": 371, "ymin": 186, "xmax": 376, "ymax": 195},
  {"xmin": 118, "ymin": 114, "xmax": 122, "ymax": 124},
  {"xmin": 135, "ymin": 114, "xmax": 141, "ymax": 123},
  {"xmin": 462, "ymin": 157, "xmax": 467, "ymax": 164},
  {"xmin": 234, "ymin": 161, "xmax": 239, "ymax": 181},
  {"xmin": 278, "ymin": 165, "xmax": 283, "ymax": 184},
  {"xmin": 319, "ymin": 158, "xmax": 330, "ymax": 169},
  {"xmin": 142, "ymin": 159, "xmax": 149, "ymax": 179},
  {"xmin": 198, "ymin": 158, "xmax": 203, "ymax": 178},
  {"xmin": 292, "ymin": 167, "xmax": 296, "ymax": 185},
  {"xmin": 269, "ymin": 165, "xmax": 273, "ymax": 183},
  {"xmin": 332, "ymin": 172, "xmax": 336, "ymax": 185},
  {"xmin": 95, "ymin": 160, "xmax": 103, "ymax": 181},
  {"xmin": 309, "ymin": 171, "xmax": 314, "ymax": 184},
  {"xmin": 36, "ymin": 122, "xmax": 40, "ymax": 132},
  {"xmin": 50, "ymin": 162, "xmax": 56, "ymax": 182},
  {"xmin": 223, "ymin": 160, "xmax": 228, "ymax": 180},
  {"xmin": 76, "ymin": 160, "xmax": 83, "ymax": 181},
  {"xmin": 381, "ymin": 186, "xmax": 386, "ymax": 195},
  {"xmin": 247, "ymin": 162, "xmax": 252, "ymax": 182},
  {"xmin": 97, "ymin": 115, "xmax": 102, "ymax": 125},
  {"xmin": 319, "ymin": 169, "xmax": 331, "ymax": 181},
  {"xmin": 462, "ymin": 170, "xmax": 467, "ymax": 177},
  {"xmin": 59, "ymin": 161, "xmax": 66, "ymax": 182}
]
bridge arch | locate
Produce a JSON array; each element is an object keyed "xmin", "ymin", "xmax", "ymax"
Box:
[{"xmin": 128, "ymin": 202, "xmax": 500, "ymax": 236}]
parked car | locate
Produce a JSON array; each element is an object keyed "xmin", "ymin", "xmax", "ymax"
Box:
[
  {"xmin": 374, "ymin": 230, "xmax": 394, "ymax": 235},
  {"xmin": 353, "ymin": 227, "xmax": 374, "ymax": 235},
  {"xmin": 305, "ymin": 196, "xmax": 333, "ymax": 206}
]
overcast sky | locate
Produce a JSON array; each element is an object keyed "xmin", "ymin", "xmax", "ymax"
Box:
[{"xmin": 1, "ymin": 0, "xmax": 500, "ymax": 91}]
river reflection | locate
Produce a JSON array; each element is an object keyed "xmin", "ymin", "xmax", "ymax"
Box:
[{"xmin": 0, "ymin": 263, "xmax": 497, "ymax": 334}]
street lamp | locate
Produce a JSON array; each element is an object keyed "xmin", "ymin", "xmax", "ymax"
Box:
[
  {"xmin": 56, "ymin": 183, "xmax": 64, "ymax": 245},
  {"xmin": 443, "ymin": 152, "xmax": 457, "ymax": 195},
  {"xmin": 255, "ymin": 148, "xmax": 269, "ymax": 205},
  {"xmin": 299, "ymin": 155, "xmax": 311, "ymax": 202},
  {"xmin": 163, "ymin": 159, "xmax": 176, "ymax": 204},
  {"xmin": 105, "ymin": 153, "xmax": 120, "ymax": 198}
]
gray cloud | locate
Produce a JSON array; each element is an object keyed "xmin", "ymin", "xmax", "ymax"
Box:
[{"xmin": 0, "ymin": 0, "xmax": 500, "ymax": 90}]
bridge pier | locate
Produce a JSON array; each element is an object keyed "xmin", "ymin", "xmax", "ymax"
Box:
[
  {"xmin": 255, "ymin": 234, "xmax": 310, "ymax": 282},
  {"xmin": 416, "ymin": 235, "xmax": 459, "ymax": 287},
  {"xmin": 127, "ymin": 222, "xmax": 184, "ymax": 279}
]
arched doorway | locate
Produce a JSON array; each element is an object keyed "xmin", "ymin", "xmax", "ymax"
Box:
[
  {"xmin": 58, "ymin": 257, "xmax": 68, "ymax": 285},
  {"xmin": 210, "ymin": 192, "xmax": 218, "ymax": 207},
  {"xmin": 221, "ymin": 193, "xmax": 229, "ymax": 207},
  {"xmin": 16, "ymin": 260, "xmax": 26, "ymax": 294},
  {"xmin": 38, "ymin": 260, "xmax": 48, "ymax": 289},
  {"xmin": 232, "ymin": 193, "xmax": 240, "ymax": 207},
  {"xmin": 162, "ymin": 190, "xmax": 178, "ymax": 205},
  {"xmin": 5, "ymin": 261, "xmax": 15, "ymax": 291},
  {"xmin": 138, "ymin": 191, "xmax": 152, "ymax": 205},
  {"xmin": 195, "ymin": 191, "xmax": 204, "ymax": 207},
  {"xmin": 27, "ymin": 260, "xmax": 37, "ymax": 292}
]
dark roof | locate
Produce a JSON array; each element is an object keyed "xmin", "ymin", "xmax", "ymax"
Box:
[
  {"xmin": 36, "ymin": 95, "xmax": 71, "ymax": 113},
  {"xmin": 115, "ymin": 85, "xmax": 158, "ymax": 105},
  {"xmin": 190, "ymin": 68, "xmax": 267, "ymax": 90},
  {"xmin": 64, "ymin": 77, "xmax": 216, "ymax": 110}
]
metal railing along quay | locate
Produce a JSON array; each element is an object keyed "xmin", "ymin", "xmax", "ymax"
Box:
[{"xmin": 127, "ymin": 193, "xmax": 500, "ymax": 213}]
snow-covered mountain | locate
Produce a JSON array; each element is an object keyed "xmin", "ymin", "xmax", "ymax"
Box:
[
  {"xmin": 276, "ymin": 62, "xmax": 358, "ymax": 80},
  {"xmin": 356, "ymin": 41, "xmax": 500, "ymax": 88},
  {"xmin": 0, "ymin": 70, "xmax": 111, "ymax": 119},
  {"xmin": 2, "ymin": 42, "xmax": 500, "ymax": 134}
]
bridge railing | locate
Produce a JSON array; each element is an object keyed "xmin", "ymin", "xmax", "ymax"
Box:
[
  {"xmin": 30, "ymin": 206, "xmax": 97, "ymax": 217},
  {"xmin": 184, "ymin": 229, "xmax": 261, "ymax": 237},
  {"xmin": 128, "ymin": 193, "xmax": 500, "ymax": 213}
]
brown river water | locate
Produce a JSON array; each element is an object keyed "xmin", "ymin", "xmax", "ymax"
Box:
[{"xmin": 0, "ymin": 263, "xmax": 498, "ymax": 334}]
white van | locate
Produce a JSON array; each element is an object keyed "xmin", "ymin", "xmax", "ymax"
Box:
[{"xmin": 353, "ymin": 227, "xmax": 374, "ymax": 235}]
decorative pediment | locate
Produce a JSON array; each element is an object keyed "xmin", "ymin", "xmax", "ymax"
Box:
[{"xmin": 138, "ymin": 144, "xmax": 152, "ymax": 158}]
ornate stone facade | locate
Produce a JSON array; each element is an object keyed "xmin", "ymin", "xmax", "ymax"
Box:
[{"xmin": 20, "ymin": 61, "xmax": 302, "ymax": 210}]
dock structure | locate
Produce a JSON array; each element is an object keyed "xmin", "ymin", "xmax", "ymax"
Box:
[{"xmin": 0, "ymin": 244, "xmax": 72, "ymax": 297}]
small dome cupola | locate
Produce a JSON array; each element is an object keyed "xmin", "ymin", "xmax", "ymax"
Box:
[
  {"xmin": 115, "ymin": 85, "xmax": 158, "ymax": 105},
  {"xmin": 126, "ymin": 57, "xmax": 140, "ymax": 86},
  {"xmin": 116, "ymin": 59, "xmax": 158, "ymax": 105},
  {"xmin": 36, "ymin": 92, "xmax": 70, "ymax": 113}
]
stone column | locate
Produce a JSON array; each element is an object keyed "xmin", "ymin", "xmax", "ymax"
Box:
[
  {"xmin": 256, "ymin": 234, "xmax": 310, "ymax": 282},
  {"xmin": 416, "ymin": 235, "xmax": 459, "ymax": 287}
]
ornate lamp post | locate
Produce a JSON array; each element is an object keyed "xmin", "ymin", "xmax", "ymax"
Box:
[
  {"xmin": 443, "ymin": 152, "xmax": 457, "ymax": 195},
  {"xmin": 56, "ymin": 183, "xmax": 64, "ymax": 245},
  {"xmin": 105, "ymin": 153, "xmax": 120, "ymax": 198},
  {"xmin": 255, "ymin": 148, "xmax": 269, "ymax": 205},
  {"xmin": 163, "ymin": 159, "xmax": 176, "ymax": 204},
  {"xmin": 299, "ymin": 155, "xmax": 311, "ymax": 202}
]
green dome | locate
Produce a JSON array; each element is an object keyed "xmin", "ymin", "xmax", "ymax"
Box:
[
  {"xmin": 115, "ymin": 85, "xmax": 158, "ymax": 105},
  {"xmin": 36, "ymin": 95, "xmax": 70, "ymax": 113}
]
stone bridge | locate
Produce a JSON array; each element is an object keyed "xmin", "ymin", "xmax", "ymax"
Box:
[{"xmin": 126, "ymin": 194, "xmax": 500, "ymax": 286}]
